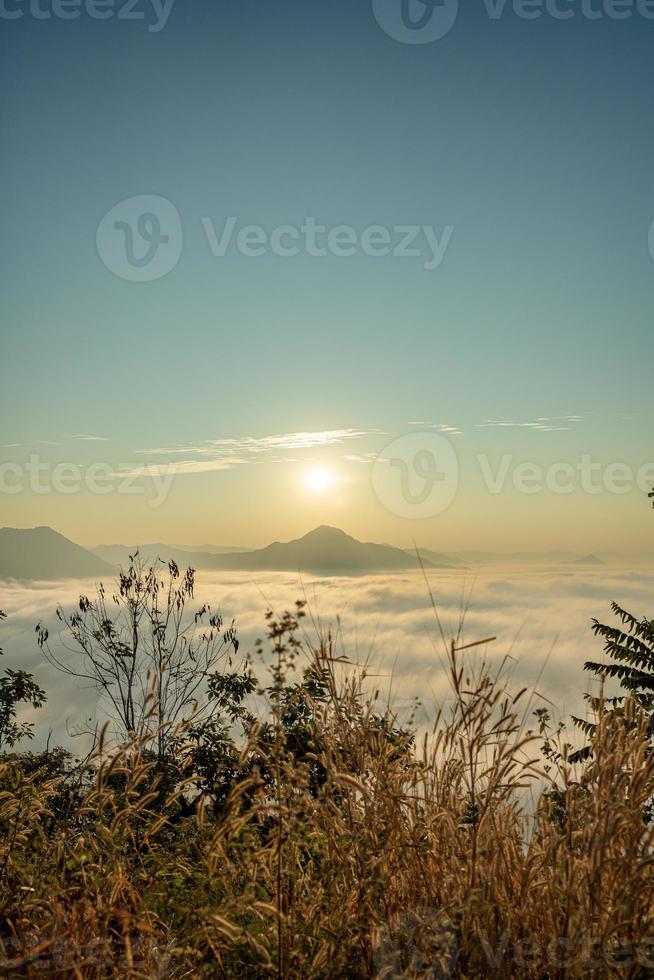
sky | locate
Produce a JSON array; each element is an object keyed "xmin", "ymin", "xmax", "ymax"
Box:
[{"xmin": 1, "ymin": 0, "xmax": 654, "ymax": 551}]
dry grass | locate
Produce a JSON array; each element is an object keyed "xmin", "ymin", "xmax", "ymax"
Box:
[{"xmin": 1, "ymin": 622, "xmax": 654, "ymax": 978}]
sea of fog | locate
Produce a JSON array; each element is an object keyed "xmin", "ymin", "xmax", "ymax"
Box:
[{"xmin": 2, "ymin": 566, "xmax": 653, "ymax": 752}]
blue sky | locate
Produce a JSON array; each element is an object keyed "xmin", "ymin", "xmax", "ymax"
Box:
[{"xmin": 1, "ymin": 0, "xmax": 653, "ymax": 549}]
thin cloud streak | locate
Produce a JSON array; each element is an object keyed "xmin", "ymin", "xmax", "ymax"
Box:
[
  {"xmin": 476, "ymin": 416, "xmax": 584, "ymax": 432},
  {"xmin": 114, "ymin": 459, "xmax": 248, "ymax": 478},
  {"xmin": 136, "ymin": 429, "xmax": 373, "ymax": 458},
  {"xmin": 124, "ymin": 428, "xmax": 385, "ymax": 476},
  {"xmin": 407, "ymin": 422, "xmax": 464, "ymax": 436},
  {"xmin": 62, "ymin": 434, "xmax": 111, "ymax": 442}
]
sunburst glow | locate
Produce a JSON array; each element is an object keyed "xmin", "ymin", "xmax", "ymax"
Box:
[{"xmin": 304, "ymin": 467, "xmax": 334, "ymax": 494}]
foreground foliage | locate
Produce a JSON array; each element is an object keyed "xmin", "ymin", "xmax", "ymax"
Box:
[
  {"xmin": 2, "ymin": 594, "xmax": 654, "ymax": 978},
  {"xmin": 0, "ymin": 610, "xmax": 46, "ymax": 752}
]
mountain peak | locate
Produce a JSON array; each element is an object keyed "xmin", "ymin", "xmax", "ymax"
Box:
[
  {"xmin": 3, "ymin": 525, "xmax": 57, "ymax": 535},
  {"xmin": 303, "ymin": 525, "xmax": 352, "ymax": 541},
  {"xmin": 569, "ymin": 554, "xmax": 605, "ymax": 566},
  {"xmin": 0, "ymin": 526, "xmax": 115, "ymax": 580},
  {"xmin": 245, "ymin": 525, "xmax": 427, "ymax": 573}
]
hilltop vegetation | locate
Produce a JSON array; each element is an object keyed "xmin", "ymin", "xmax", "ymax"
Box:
[{"xmin": 0, "ymin": 496, "xmax": 653, "ymax": 977}]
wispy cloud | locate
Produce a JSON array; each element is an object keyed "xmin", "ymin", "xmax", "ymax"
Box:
[
  {"xmin": 476, "ymin": 416, "xmax": 583, "ymax": 433},
  {"xmin": 2, "ymin": 435, "xmax": 109, "ymax": 449},
  {"xmin": 115, "ymin": 459, "xmax": 247, "ymax": 479},
  {"xmin": 344, "ymin": 453, "xmax": 379, "ymax": 464},
  {"xmin": 137, "ymin": 429, "xmax": 371, "ymax": 459},
  {"xmin": 408, "ymin": 421, "xmax": 463, "ymax": 436},
  {"xmin": 62, "ymin": 434, "xmax": 110, "ymax": 442},
  {"xmin": 112, "ymin": 430, "xmax": 381, "ymax": 479}
]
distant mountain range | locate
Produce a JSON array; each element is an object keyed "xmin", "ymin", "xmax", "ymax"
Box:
[
  {"xmin": 440, "ymin": 550, "xmax": 606, "ymax": 566},
  {"xmin": 172, "ymin": 543, "xmax": 253, "ymax": 555},
  {"xmin": 408, "ymin": 547, "xmax": 466, "ymax": 568},
  {"xmin": 0, "ymin": 527, "xmax": 115, "ymax": 580},
  {"xmin": 446, "ymin": 550, "xmax": 580, "ymax": 564},
  {"xmin": 93, "ymin": 526, "xmax": 443, "ymax": 575},
  {"xmin": 92, "ymin": 542, "xmax": 253, "ymax": 569},
  {"xmin": 0, "ymin": 526, "xmax": 443, "ymax": 580},
  {"xmin": 567, "ymin": 554, "xmax": 604, "ymax": 566},
  {"xmin": 0, "ymin": 526, "xmax": 633, "ymax": 582}
]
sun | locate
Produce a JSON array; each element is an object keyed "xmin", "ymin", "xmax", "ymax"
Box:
[{"xmin": 304, "ymin": 466, "xmax": 334, "ymax": 494}]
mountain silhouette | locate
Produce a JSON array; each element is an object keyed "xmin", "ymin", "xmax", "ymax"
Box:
[
  {"xmin": 92, "ymin": 542, "xmax": 231, "ymax": 569},
  {"xmin": 219, "ymin": 526, "xmax": 433, "ymax": 573},
  {"xmin": 567, "ymin": 554, "xmax": 605, "ymax": 566},
  {"xmin": 0, "ymin": 526, "xmax": 116, "ymax": 580},
  {"xmin": 94, "ymin": 526, "xmax": 434, "ymax": 575},
  {"xmin": 439, "ymin": 550, "xmax": 586, "ymax": 565},
  {"xmin": 172, "ymin": 543, "xmax": 252, "ymax": 555},
  {"xmin": 405, "ymin": 547, "xmax": 461, "ymax": 568},
  {"xmin": 2, "ymin": 527, "xmax": 606, "ymax": 580}
]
